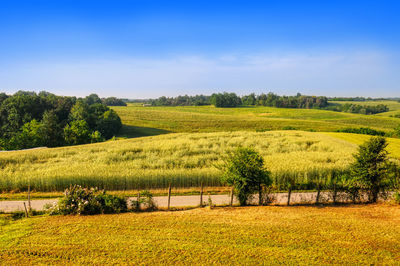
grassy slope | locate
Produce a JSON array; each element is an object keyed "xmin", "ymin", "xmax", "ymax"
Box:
[
  {"xmin": 1, "ymin": 205, "xmax": 400, "ymax": 264},
  {"xmin": 112, "ymin": 104, "xmax": 400, "ymax": 137}
]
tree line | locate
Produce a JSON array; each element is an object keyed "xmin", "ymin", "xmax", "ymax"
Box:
[
  {"xmin": 148, "ymin": 92, "xmax": 392, "ymax": 114},
  {"xmin": 0, "ymin": 91, "xmax": 123, "ymax": 150},
  {"xmin": 325, "ymin": 103, "xmax": 389, "ymax": 115},
  {"xmin": 149, "ymin": 92, "xmax": 329, "ymax": 109}
]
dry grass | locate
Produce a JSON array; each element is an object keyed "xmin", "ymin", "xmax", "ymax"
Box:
[{"xmin": 1, "ymin": 205, "xmax": 399, "ymax": 264}]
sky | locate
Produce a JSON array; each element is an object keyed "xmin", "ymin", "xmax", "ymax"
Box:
[{"xmin": 0, "ymin": 0, "xmax": 399, "ymax": 98}]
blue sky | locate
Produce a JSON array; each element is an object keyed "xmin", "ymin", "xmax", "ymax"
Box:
[{"xmin": 0, "ymin": 0, "xmax": 399, "ymax": 98}]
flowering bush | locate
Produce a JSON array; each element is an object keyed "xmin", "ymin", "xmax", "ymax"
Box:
[{"xmin": 47, "ymin": 185, "xmax": 127, "ymax": 215}]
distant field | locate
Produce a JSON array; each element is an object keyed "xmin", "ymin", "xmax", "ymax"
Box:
[
  {"xmin": 112, "ymin": 104, "xmax": 400, "ymax": 138},
  {"xmin": 1, "ymin": 205, "xmax": 399, "ymax": 264},
  {"xmin": 1, "ymin": 131, "xmax": 400, "ymax": 192}
]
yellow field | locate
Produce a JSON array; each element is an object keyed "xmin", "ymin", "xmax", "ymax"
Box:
[
  {"xmin": 1, "ymin": 205, "xmax": 399, "ymax": 264},
  {"xmin": 1, "ymin": 130, "xmax": 400, "ymax": 192}
]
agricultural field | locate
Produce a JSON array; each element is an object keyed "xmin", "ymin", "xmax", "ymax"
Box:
[
  {"xmin": 1, "ymin": 205, "xmax": 400, "ymax": 264},
  {"xmin": 112, "ymin": 104, "xmax": 400, "ymax": 138},
  {"xmin": 1, "ymin": 130, "xmax": 400, "ymax": 192}
]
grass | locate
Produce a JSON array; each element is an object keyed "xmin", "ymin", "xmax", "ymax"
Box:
[
  {"xmin": 112, "ymin": 104, "xmax": 400, "ymax": 137},
  {"xmin": 330, "ymin": 100, "xmax": 400, "ymax": 118},
  {"xmin": 1, "ymin": 205, "xmax": 399, "ymax": 264},
  {"xmin": 0, "ymin": 131, "xmax": 363, "ymax": 192}
]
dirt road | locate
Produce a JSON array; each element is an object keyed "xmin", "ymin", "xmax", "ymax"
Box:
[{"xmin": 0, "ymin": 192, "xmax": 336, "ymax": 212}]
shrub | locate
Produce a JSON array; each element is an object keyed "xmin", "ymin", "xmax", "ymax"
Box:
[
  {"xmin": 221, "ymin": 147, "xmax": 272, "ymax": 206},
  {"xmin": 48, "ymin": 185, "xmax": 127, "ymax": 215},
  {"xmin": 130, "ymin": 190, "xmax": 157, "ymax": 211}
]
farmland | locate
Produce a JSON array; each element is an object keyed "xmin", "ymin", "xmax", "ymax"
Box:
[
  {"xmin": 1, "ymin": 102, "xmax": 400, "ymax": 193},
  {"xmin": 0, "ymin": 131, "xmax": 358, "ymax": 191},
  {"xmin": 1, "ymin": 205, "xmax": 400, "ymax": 264},
  {"xmin": 112, "ymin": 104, "xmax": 400, "ymax": 138}
]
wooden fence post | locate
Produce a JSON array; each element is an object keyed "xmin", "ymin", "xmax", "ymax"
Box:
[
  {"xmin": 230, "ymin": 187, "xmax": 234, "ymax": 206},
  {"xmin": 287, "ymin": 185, "xmax": 292, "ymax": 206},
  {"xmin": 200, "ymin": 182, "xmax": 204, "ymax": 207},
  {"xmin": 332, "ymin": 181, "xmax": 337, "ymax": 205},
  {"xmin": 23, "ymin": 202, "xmax": 28, "ymax": 218},
  {"xmin": 315, "ymin": 182, "xmax": 321, "ymax": 204},
  {"xmin": 167, "ymin": 183, "xmax": 171, "ymax": 210},
  {"xmin": 136, "ymin": 192, "xmax": 140, "ymax": 210},
  {"xmin": 28, "ymin": 184, "xmax": 31, "ymax": 213}
]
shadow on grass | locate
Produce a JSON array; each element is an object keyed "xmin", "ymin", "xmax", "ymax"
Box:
[{"xmin": 117, "ymin": 125, "xmax": 171, "ymax": 138}]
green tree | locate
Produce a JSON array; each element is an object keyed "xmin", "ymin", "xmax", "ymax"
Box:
[
  {"xmin": 84, "ymin": 93, "xmax": 102, "ymax": 105},
  {"xmin": 349, "ymin": 136, "xmax": 391, "ymax": 203},
  {"xmin": 64, "ymin": 120, "xmax": 92, "ymax": 145},
  {"xmin": 12, "ymin": 119, "xmax": 44, "ymax": 149},
  {"xmin": 222, "ymin": 147, "xmax": 272, "ymax": 206},
  {"xmin": 69, "ymin": 101, "xmax": 90, "ymax": 122},
  {"xmin": 97, "ymin": 109, "xmax": 122, "ymax": 139},
  {"xmin": 40, "ymin": 110, "xmax": 64, "ymax": 147}
]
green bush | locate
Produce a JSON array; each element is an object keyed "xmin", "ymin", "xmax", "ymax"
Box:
[
  {"xmin": 221, "ymin": 147, "xmax": 272, "ymax": 206},
  {"xmin": 47, "ymin": 185, "xmax": 127, "ymax": 215},
  {"xmin": 130, "ymin": 190, "xmax": 157, "ymax": 211}
]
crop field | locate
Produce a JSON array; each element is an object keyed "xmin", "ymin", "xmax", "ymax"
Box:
[
  {"xmin": 1, "ymin": 130, "xmax": 400, "ymax": 192},
  {"xmin": 1, "ymin": 205, "xmax": 399, "ymax": 264},
  {"xmin": 112, "ymin": 104, "xmax": 400, "ymax": 138}
]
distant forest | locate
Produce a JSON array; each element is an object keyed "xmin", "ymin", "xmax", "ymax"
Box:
[
  {"xmin": 148, "ymin": 92, "xmax": 390, "ymax": 114},
  {"xmin": 0, "ymin": 91, "xmax": 125, "ymax": 150}
]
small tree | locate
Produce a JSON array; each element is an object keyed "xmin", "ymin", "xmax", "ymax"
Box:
[
  {"xmin": 349, "ymin": 136, "xmax": 390, "ymax": 203},
  {"xmin": 222, "ymin": 147, "xmax": 271, "ymax": 206}
]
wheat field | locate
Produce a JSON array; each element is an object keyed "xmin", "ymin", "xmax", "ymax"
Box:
[{"xmin": 2, "ymin": 130, "xmax": 400, "ymax": 192}]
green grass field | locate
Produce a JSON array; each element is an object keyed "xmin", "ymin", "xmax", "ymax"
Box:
[
  {"xmin": 112, "ymin": 104, "xmax": 400, "ymax": 138},
  {"xmin": 1, "ymin": 205, "xmax": 399, "ymax": 264}
]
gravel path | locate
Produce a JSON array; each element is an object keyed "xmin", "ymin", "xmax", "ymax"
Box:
[{"xmin": 0, "ymin": 192, "xmax": 336, "ymax": 212}]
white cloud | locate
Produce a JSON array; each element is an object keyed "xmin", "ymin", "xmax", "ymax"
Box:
[{"xmin": 0, "ymin": 50, "xmax": 398, "ymax": 98}]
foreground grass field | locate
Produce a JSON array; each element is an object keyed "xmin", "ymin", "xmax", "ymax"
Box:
[
  {"xmin": 112, "ymin": 104, "xmax": 400, "ymax": 137},
  {"xmin": 1, "ymin": 131, "xmax": 400, "ymax": 192},
  {"xmin": 1, "ymin": 205, "xmax": 399, "ymax": 264}
]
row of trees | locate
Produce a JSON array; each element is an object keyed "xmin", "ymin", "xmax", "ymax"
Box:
[
  {"xmin": 150, "ymin": 95, "xmax": 210, "ymax": 106},
  {"xmin": 149, "ymin": 92, "xmax": 329, "ymax": 109},
  {"xmin": 223, "ymin": 137, "xmax": 400, "ymax": 205},
  {"xmin": 325, "ymin": 103, "xmax": 389, "ymax": 115},
  {"xmin": 0, "ymin": 91, "xmax": 122, "ymax": 150},
  {"xmin": 328, "ymin": 97, "xmax": 392, "ymax": 102}
]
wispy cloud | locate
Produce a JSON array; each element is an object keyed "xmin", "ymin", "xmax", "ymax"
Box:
[{"xmin": 0, "ymin": 50, "xmax": 398, "ymax": 98}]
